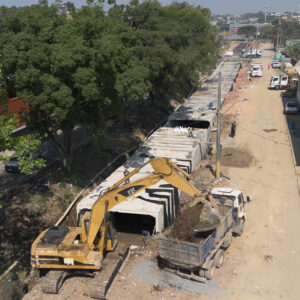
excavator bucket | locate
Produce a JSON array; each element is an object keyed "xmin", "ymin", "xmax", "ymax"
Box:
[
  {"xmin": 150, "ymin": 157, "xmax": 221, "ymax": 232},
  {"xmin": 194, "ymin": 203, "xmax": 221, "ymax": 232}
]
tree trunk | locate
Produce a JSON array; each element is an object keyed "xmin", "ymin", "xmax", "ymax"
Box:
[
  {"xmin": 122, "ymin": 98, "xmax": 128, "ymax": 120},
  {"xmin": 62, "ymin": 127, "xmax": 73, "ymax": 175},
  {"xmin": 47, "ymin": 126, "xmax": 73, "ymax": 175}
]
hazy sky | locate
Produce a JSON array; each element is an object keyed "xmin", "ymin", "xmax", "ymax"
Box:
[{"xmin": 1, "ymin": 0, "xmax": 299, "ymax": 14}]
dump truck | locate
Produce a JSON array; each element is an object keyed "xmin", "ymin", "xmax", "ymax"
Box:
[
  {"xmin": 157, "ymin": 187, "xmax": 246, "ymax": 280},
  {"xmin": 241, "ymin": 49, "xmax": 262, "ymax": 58}
]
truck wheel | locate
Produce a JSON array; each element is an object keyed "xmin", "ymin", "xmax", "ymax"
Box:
[
  {"xmin": 222, "ymin": 233, "xmax": 232, "ymax": 249},
  {"xmin": 214, "ymin": 249, "xmax": 224, "ymax": 268},
  {"xmin": 275, "ymin": 85, "xmax": 280, "ymax": 90},
  {"xmin": 199, "ymin": 268, "xmax": 205, "ymax": 278},
  {"xmin": 235, "ymin": 219, "xmax": 245, "ymax": 236},
  {"xmin": 204, "ymin": 259, "xmax": 215, "ymax": 280}
]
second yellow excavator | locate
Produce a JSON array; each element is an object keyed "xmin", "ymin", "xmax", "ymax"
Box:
[{"xmin": 31, "ymin": 157, "xmax": 220, "ymax": 298}]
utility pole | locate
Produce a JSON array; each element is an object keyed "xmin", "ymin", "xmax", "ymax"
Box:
[
  {"xmin": 216, "ymin": 72, "xmax": 222, "ymax": 180},
  {"xmin": 276, "ymin": 21, "xmax": 280, "ymax": 53}
]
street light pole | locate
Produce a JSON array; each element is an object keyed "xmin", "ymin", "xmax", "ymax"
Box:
[{"xmin": 264, "ymin": 6, "xmax": 268, "ymax": 22}]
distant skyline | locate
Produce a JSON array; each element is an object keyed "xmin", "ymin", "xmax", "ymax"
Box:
[{"xmin": 1, "ymin": 0, "xmax": 299, "ymax": 15}]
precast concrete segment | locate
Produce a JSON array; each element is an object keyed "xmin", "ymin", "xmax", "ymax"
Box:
[
  {"xmin": 76, "ymin": 154, "xmax": 191, "ymax": 230},
  {"xmin": 76, "ymin": 55, "xmax": 241, "ymax": 232}
]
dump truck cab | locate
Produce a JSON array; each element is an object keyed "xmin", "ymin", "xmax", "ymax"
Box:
[
  {"xmin": 250, "ymin": 64, "xmax": 263, "ymax": 77},
  {"xmin": 269, "ymin": 75, "xmax": 288, "ymax": 90},
  {"xmin": 211, "ymin": 187, "xmax": 246, "ymax": 220}
]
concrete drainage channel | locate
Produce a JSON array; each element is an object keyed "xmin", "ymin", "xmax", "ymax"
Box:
[{"xmin": 0, "ymin": 45, "xmax": 242, "ymax": 299}]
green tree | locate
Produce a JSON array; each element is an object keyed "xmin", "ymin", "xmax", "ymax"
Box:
[
  {"xmin": 286, "ymin": 43, "xmax": 300, "ymax": 60},
  {"xmin": 261, "ymin": 20, "xmax": 300, "ymax": 45},
  {"xmin": 238, "ymin": 25, "xmax": 257, "ymax": 38},
  {"xmin": 109, "ymin": 0, "xmax": 220, "ymax": 99},
  {"xmin": 0, "ymin": 1, "xmax": 220, "ymax": 173}
]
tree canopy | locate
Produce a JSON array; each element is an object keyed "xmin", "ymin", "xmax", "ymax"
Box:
[
  {"xmin": 286, "ymin": 44, "xmax": 300, "ymax": 60},
  {"xmin": 238, "ymin": 25, "xmax": 257, "ymax": 38},
  {"xmin": 261, "ymin": 20, "xmax": 300, "ymax": 45},
  {"xmin": 0, "ymin": 1, "xmax": 220, "ymax": 172}
]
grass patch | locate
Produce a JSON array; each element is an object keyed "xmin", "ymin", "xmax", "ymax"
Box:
[
  {"xmin": 31, "ymin": 195, "xmax": 46, "ymax": 206},
  {"xmin": 58, "ymin": 181, "xmax": 66, "ymax": 189},
  {"xmin": 64, "ymin": 191, "xmax": 74, "ymax": 203}
]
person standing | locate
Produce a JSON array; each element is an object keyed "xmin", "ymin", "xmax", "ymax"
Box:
[
  {"xmin": 268, "ymin": 62, "xmax": 271, "ymax": 70},
  {"xmin": 230, "ymin": 121, "xmax": 236, "ymax": 137}
]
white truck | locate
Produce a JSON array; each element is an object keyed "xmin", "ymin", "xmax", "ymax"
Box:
[
  {"xmin": 241, "ymin": 49, "xmax": 262, "ymax": 58},
  {"xmin": 269, "ymin": 75, "xmax": 288, "ymax": 90},
  {"xmin": 157, "ymin": 187, "xmax": 246, "ymax": 281},
  {"xmin": 251, "ymin": 64, "xmax": 263, "ymax": 77}
]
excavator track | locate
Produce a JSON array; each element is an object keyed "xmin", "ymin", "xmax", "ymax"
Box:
[
  {"xmin": 85, "ymin": 243, "xmax": 129, "ymax": 299},
  {"xmin": 42, "ymin": 270, "xmax": 67, "ymax": 294}
]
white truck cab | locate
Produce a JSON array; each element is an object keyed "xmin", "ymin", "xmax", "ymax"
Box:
[
  {"xmin": 211, "ymin": 187, "xmax": 246, "ymax": 221},
  {"xmin": 269, "ymin": 75, "xmax": 288, "ymax": 90},
  {"xmin": 250, "ymin": 64, "xmax": 263, "ymax": 77},
  {"xmin": 241, "ymin": 49, "xmax": 262, "ymax": 58}
]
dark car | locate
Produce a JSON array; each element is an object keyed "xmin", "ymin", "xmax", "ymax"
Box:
[
  {"xmin": 284, "ymin": 102, "xmax": 299, "ymax": 114},
  {"xmin": 5, "ymin": 157, "xmax": 20, "ymax": 173}
]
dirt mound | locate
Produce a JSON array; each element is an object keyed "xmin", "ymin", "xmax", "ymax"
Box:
[
  {"xmin": 213, "ymin": 147, "xmax": 254, "ymax": 168},
  {"xmin": 169, "ymin": 203, "xmax": 203, "ymax": 241}
]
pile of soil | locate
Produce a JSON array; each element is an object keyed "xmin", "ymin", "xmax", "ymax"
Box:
[
  {"xmin": 213, "ymin": 147, "xmax": 254, "ymax": 168},
  {"xmin": 169, "ymin": 203, "xmax": 203, "ymax": 241}
]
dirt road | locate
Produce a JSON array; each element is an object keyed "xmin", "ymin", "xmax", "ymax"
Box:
[
  {"xmin": 23, "ymin": 45, "xmax": 300, "ymax": 300},
  {"xmin": 211, "ymin": 47, "xmax": 300, "ymax": 299}
]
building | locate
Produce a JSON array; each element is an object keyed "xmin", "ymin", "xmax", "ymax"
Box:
[{"xmin": 0, "ymin": 97, "xmax": 29, "ymax": 133}]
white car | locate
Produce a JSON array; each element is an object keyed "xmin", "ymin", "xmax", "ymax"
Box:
[{"xmin": 272, "ymin": 60, "xmax": 281, "ymax": 68}]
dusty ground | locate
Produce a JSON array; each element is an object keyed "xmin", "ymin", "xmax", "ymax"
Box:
[{"xmin": 22, "ymin": 44, "xmax": 300, "ymax": 300}]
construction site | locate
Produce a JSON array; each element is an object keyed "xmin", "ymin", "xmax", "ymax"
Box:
[{"xmin": 1, "ymin": 40, "xmax": 300, "ymax": 300}]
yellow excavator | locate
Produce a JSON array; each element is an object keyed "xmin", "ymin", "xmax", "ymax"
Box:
[{"xmin": 31, "ymin": 157, "xmax": 220, "ymax": 298}]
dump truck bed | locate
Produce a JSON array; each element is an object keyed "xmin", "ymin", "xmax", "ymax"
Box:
[{"xmin": 157, "ymin": 204, "xmax": 233, "ymax": 269}]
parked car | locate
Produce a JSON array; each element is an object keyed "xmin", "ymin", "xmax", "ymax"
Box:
[
  {"xmin": 284, "ymin": 102, "xmax": 299, "ymax": 114},
  {"xmin": 4, "ymin": 151, "xmax": 40, "ymax": 173},
  {"xmin": 272, "ymin": 60, "xmax": 281, "ymax": 68},
  {"xmin": 5, "ymin": 157, "xmax": 20, "ymax": 173}
]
